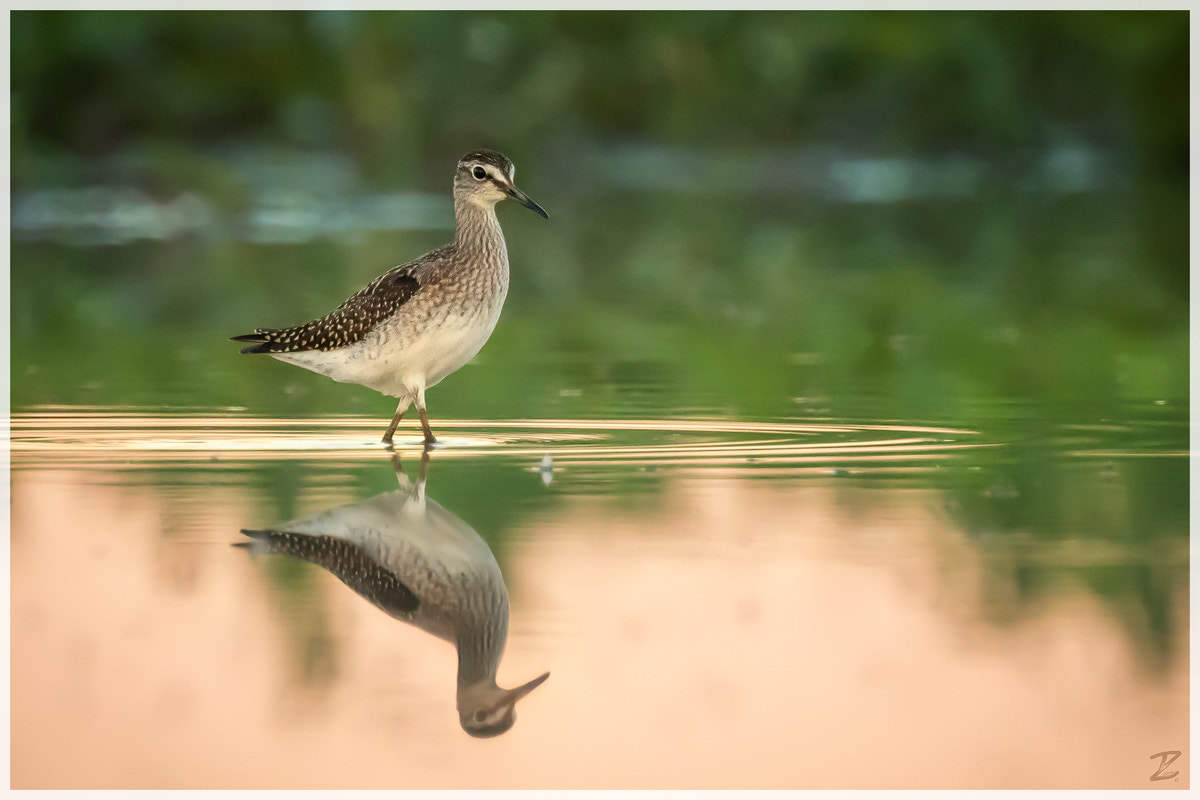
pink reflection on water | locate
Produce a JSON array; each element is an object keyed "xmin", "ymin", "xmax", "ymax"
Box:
[{"xmin": 10, "ymin": 472, "xmax": 1187, "ymax": 789}]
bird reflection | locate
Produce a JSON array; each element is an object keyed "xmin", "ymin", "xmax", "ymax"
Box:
[{"xmin": 238, "ymin": 452, "xmax": 549, "ymax": 737}]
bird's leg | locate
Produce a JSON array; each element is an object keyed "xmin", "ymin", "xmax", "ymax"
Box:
[
  {"xmin": 383, "ymin": 445, "xmax": 427, "ymax": 497},
  {"xmin": 382, "ymin": 398, "xmax": 410, "ymax": 446},
  {"xmin": 415, "ymin": 385, "xmax": 436, "ymax": 446},
  {"xmin": 418, "ymin": 446, "xmax": 431, "ymax": 484},
  {"xmin": 419, "ymin": 406, "xmax": 436, "ymax": 447},
  {"xmin": 388, "ymin": 450, "xmax": 418, "ymax": 494}
]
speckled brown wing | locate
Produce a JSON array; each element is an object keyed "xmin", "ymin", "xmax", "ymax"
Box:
[
  {"xmin": 232, "ymin": 255, "xmax": 435, "ymax": 354},
  {"xmin": 237, "ymin": 528, "xmax": 420, "ymax": 617}
]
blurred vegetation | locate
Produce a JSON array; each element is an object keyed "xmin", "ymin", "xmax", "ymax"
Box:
[
  {"xmin": 10, "ymin": 10, "xmax": 1187, "ymax": 426},
  {"xmin": 10, "ymin": 11, "xmax": 1187, "ymax": 184}
]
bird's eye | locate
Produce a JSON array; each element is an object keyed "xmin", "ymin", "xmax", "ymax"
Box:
[
  {"xmin": 472, "ymin": 166, "xmax": 487, "ymax": 180},
  {"xmin": 474, "ymin": 710, "xmax": 487, "ymax": 722}
]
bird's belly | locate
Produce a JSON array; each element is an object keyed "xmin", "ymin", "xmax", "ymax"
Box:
[
  {"xmin": 393, "ymin": 309, "xmax": 499, "ymax": 388},
  {"xmin": 271, "ymin": 303, "xmax": 502, "ymax": 398}
]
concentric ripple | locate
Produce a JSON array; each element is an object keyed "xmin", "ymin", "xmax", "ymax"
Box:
[{"xmin": 9, "ymin": 406, "xmax": 990, "ymax": 472}]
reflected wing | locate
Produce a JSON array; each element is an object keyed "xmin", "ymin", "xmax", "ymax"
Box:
[{"xmin": 238, "ymin": 528, "xmax": 420, "ymax": 617}]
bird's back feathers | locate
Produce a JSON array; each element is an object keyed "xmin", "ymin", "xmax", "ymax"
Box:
[{"xmin": 232, "ymin": 257, "xmax": 431, "ymax": 354}]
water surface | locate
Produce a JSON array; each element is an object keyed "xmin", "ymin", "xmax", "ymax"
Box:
[{"xmin": 10, "ymin": 404, "xmax": 1188, "ymax": 789}]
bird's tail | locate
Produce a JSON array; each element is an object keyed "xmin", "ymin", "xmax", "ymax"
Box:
[
  {"xmin": 234, "ymin": 528, "xmax": 291, "ymax": 553},
  {"xmin": 234, "ymin": 528, "xmax": 335, "ymax": 561},
  {"xmin": 230, "ymin": 331, "xmax": 279, "ymax": 355}
]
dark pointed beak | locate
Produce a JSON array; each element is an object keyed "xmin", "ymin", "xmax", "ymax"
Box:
[
  {"xmin": 506, "ymin": 185, "xmax": 548, "ymax": 219},
  {"xmin": 505, "ymin": 671, "xmax": 550, "ymax": 704}
]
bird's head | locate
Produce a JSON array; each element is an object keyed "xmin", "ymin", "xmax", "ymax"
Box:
[
  {"xmin": 457, "ymin": 670, "xmax": 550, "ymax": 738},
  {"xmin": 454, "ymin": 150, "xmax": 548, "ymax": 219}
]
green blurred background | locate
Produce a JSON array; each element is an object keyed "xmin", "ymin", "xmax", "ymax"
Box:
[
  {"xmin": 9, "ymin": 10, "xmax": 1190, "ymax": 677},
  {"xmin": 10, "ymin": 10, "xmax": 1189, "ymax": 420}
]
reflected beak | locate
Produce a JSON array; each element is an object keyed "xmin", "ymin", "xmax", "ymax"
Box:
[
  {"xmin": 505, "ymin": 185, "xmax": 549, "ymax": 219},
  {"xmin": 505, "ymin": 671, "xmax": 550, "ymax": 703}
]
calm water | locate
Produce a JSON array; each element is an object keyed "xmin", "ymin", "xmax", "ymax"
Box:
[{"xmin": 9, "ymin": 402, "xmax": 1188, "ymax": 789}]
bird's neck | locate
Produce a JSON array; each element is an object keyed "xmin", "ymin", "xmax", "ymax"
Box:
[
  {"xmin": 453, "ymin": 197, "xmax": 506, "ymax": 256},
  {"xmin": 454, "ymin": 596, "xmax": 509, "ymax": 688}
]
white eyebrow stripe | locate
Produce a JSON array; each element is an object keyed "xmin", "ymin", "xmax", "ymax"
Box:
[{"xmin": 462, "ymin": 160, "xmax": 513, "ymax": 184}]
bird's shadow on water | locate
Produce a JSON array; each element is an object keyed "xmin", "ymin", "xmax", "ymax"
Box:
[{"xmin": 234, "ymin": 449, "xmax": 550, "ymax": 738}]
